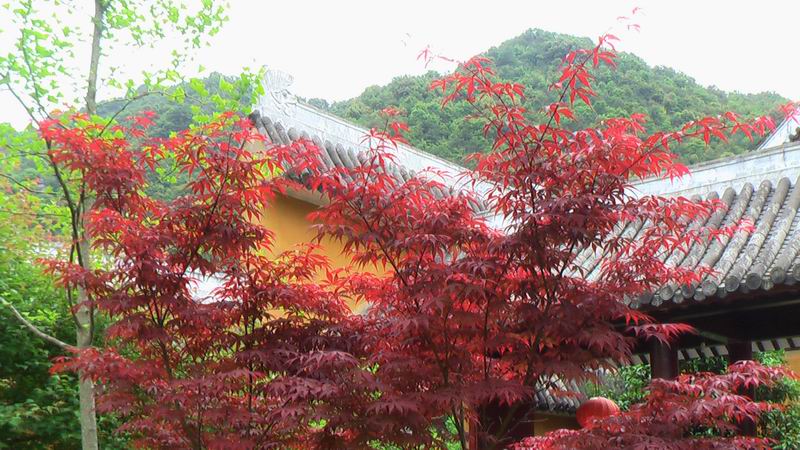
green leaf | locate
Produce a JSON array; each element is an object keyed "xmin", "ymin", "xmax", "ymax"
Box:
[
  {"xmin": 171, "ymin": 86, "xmax": 186, "ymax": 104},
  {"xmin": 189, "ymin": 78, "xmax": 208, "ymax": 97},
  {"xmin": 218, "ymin": 77, "xmax": 233, "ymax": 94}
]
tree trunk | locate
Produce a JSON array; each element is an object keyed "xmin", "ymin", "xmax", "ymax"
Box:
[
  {"xmin": 76, "ymin": 238, "xmax": 98, "ymax": 450},
  {"xmin": 85, "ymin": 0, "xmax": 105, "ymax": 116},
  {"xmin": 76, "ymin": 1, "xmax": 105, "ymax": 448},
  {"xmin": 77, "ymin": 324, "xmax": 98, "ymax": 450}
]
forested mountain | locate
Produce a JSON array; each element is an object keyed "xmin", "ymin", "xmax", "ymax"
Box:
[
  {"xmin": 329, "ymin": 29, "xmax": 788, "ymax": 165},
  {"xmin": 91, "ymin": 29, "xmax": 787, "ymax": 167}
]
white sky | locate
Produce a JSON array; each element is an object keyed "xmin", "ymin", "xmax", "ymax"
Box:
[{"xmin": 2, "ymin": 0, "xmax": 798, "ymax": 127}]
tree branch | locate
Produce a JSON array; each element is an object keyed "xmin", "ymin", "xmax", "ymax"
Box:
[
  {"xmin": 85, "ymin": 0, "xmax": 106, "ymax": 115},
  {"xmin": 98, "ymin": 91, "xmax": 160, "ymax": 136},
  {"xmin": 0, "ymin": 172, "xmax": 52, "ymax": 195},
  {"xmin": 1, "ymin": 296, "xmax": 75, "ymax": 350}
]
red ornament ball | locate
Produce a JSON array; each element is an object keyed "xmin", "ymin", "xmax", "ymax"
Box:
[{"xmin": 576, "ymin": 396, "xmax": 620, "ymax": 428}]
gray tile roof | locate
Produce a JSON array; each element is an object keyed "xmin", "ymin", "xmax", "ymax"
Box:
[
  {"xmin": 533, "ymin": 378, "xmax": 585, "ymax": 414},
  {"xmin": 616, "ymin": 175, "xmax": 800, "ymax": 308},
  {"xmin": 249, "ymin": 111, "xmax": 487, "ymax": 212}
]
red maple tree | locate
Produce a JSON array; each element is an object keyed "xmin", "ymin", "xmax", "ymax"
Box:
[
  {"xmin": 41, "ymin": 29, "xmax": 797, "ymax": 450},
  {"xmin": 42, "ymin": 113, "xmax": 385, "ymax": 448},
  {"xmin": 300, "ymin": 33, "xmax": 789, "ymax": 449}
]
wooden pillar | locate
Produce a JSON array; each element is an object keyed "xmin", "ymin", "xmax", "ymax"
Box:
[
  {"xmin": 728, "ymin": 340, "xmax": 753, "ymax": 364},
  {"xmin": 649, "ymin": 340, "xmax": 678, "ymax": 380},
  {"xmin": 728, "ymin": 340, "xmax": 755, "ymax": 435}
]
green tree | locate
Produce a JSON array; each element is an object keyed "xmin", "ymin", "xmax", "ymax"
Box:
[
  {"xmin": 0, "ymin": 173, "xmax": 131, "ymax": 449},
  {"xmin": 0, "ymin": 1, "xmax": 253, "ymax": 448},
  {"xmin": 0, "ymin": 172, "xmax": 80, "ymax": 449}
]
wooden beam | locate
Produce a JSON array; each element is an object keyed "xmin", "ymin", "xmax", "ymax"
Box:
[
  {"xmin": 649, "ymin": 340, "xmax": 678, "ymax": 380},
  {"xmin": 653, "ymin": 296, "xmax": 800, "ymax": 323},
  {"xmin": 654, "ymin": 300, "xmax": 800, "ymax": 342},
  {"xmin": 696, "ymin": 330, "xmax": 729, "ymax": 344}
]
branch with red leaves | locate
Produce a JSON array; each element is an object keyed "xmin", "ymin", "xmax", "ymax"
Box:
[{"xmin": 514, "ymin": 362, "xmax": 794, "ymax": 450}]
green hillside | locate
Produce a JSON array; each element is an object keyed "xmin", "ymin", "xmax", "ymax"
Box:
[
  {"xmin": 328, "ymin": 29, "xmax": 787, "ymax": 165},
  {"xmin": 91, "ymin": 29, "xmax": 787, "ymax": 167}
]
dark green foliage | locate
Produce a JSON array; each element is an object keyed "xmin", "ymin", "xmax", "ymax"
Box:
[
  {"xmin": 0, "ymin": 169, "xmax": 77, "ymax": 449},
  {"xmin": 329, "ymin": 29, "xmax": 787, "ymax": 166},
  {"xmin": 759, "ymin": 350, "xmax": 790, "ymax": 368},
  {"xmin": 0, "ymin": 238, "xmax": 80, "ymax": 448},
  {"xmin": 586, "ymin": 364, "xmax": 650, "ymax": 411},
  {"xmin": 369, "ymin": 416, "xmax": 461, "ymax": 450},
  {"xmin": 0, "ymin": 180, "xmax": 130, "ymax": 449},
  {"xmin": 681, "ymin": 354, "xmax": 728, "ymax": 374},
  {"xmin": 0, "ymin": 261, "xmax": 130, "ymax": 449},
  {"xmin": 96, "ymin": 72, "xmax": 255, "ymax": 138},
  {"xmin": 589, "ymin": 351, "xmax": 800, "ymax": 448},
  {"xmin": 764, "ymin": 403, "xmax": 800, "ymax": 450},
  {"xmin": 90, "ymin": 30, "xmax": 788, "ymax": 189},
  {"xmin": 755, "ymin": 350, "xmax": 800, "ymax": 449}
]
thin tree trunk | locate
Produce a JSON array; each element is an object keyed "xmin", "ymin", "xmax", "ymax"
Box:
[
  {"xmin": 76, "ymin": 233, "xmax": 98, "ymax": 450},
  {"xmin": 85, "ymin": 0, "xmax": 105, "ymax": 116},
  {"xmin": 76, "ymin": 1, "xmax": 105, "ymax": 448},
  {"xmin": 76, "ymin": 299, "xmax": 98, "ymax": 450}
]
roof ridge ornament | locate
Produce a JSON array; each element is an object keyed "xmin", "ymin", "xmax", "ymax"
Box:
[{"xmin": 259, "ymin": 68, "xmax": 298, "ymax": 117}]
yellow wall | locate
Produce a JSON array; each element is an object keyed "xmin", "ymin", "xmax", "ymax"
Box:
[
  {"xmin": 260, "ymin": 193, "xmax": 374, "ymax": 313},
  {"xmin": 785, "ymin": 349, "xmax": 800, "ymax": 373},
  {"xmin": 261, "ymin": 195, "xmax": 339, "ymax": 263},
  {"xmin": 532, "ymin": 413, "xmax": 579, "ymax": 436}
]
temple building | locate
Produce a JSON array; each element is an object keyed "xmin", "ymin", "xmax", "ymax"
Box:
[
  {"xmin": 249, "ymin": 69, "xmax": 800, "ymax": 435},
  {"xmin": 630, "ymin": 138, "xmax": 800, "ymax": 374}
]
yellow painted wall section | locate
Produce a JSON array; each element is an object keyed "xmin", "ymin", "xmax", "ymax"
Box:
[
  {"xmin": 260, "ymin": 193, "xmax": 375, "ymax": 313},
  {"xmin": 785, "ymin": 350, "xmax": 800, "ymax": 373},
  {"xmin": 261, "ymin": 195, "xmax": 334, "ymax": 261},
  {"xmin": 532, "ymin": 413, "xmax": 579, "ymax": 435}
]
